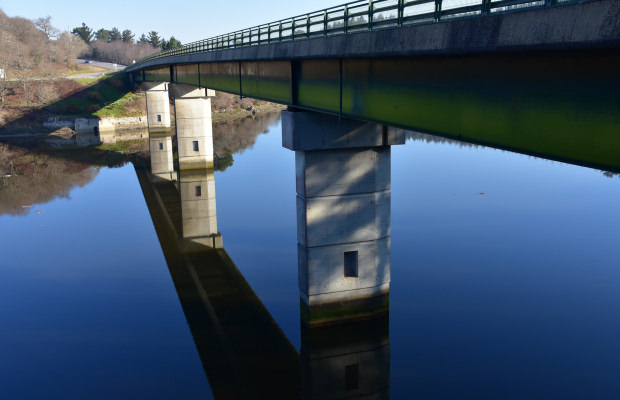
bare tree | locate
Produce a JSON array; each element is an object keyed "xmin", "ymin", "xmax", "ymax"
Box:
[
  {"xmin": 91, "ymin": 40, "xmax": 157, "ymax": 65},
  {"xmin": 0, "ymin": 76, "xmax": 8, "ymax": 104},
  {"xmin": 34, "ymin": 15, "xmax": 59, "ymax": 39}
]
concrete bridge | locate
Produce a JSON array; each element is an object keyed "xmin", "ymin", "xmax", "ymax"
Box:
[
  {"xmin": 127, "ymin": 0, "xmax": 620, "ymax": 171},
  {"xmin": 126, "ymin": 0, "xmax": 620, "ymax": 326}
]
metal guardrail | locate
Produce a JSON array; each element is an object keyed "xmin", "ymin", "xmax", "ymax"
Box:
[{"xmin": 127, "ymin": 0, "xmax": 576, "ymax": 69}]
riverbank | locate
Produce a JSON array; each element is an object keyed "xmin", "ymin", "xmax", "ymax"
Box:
[{"xmin": 0, "ymin": 73, "xmax": 285, "ymax": 138}]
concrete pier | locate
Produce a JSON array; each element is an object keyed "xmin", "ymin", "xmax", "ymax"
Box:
[
  {"xmin": 283, "ymin": 109, "xmax": 404, "ymax": 326},
  {"xmin": 144, "ymin": 82, "xmax": 171, "ymax": 134},
  {"xmin": 170, "ymin": 84, "xmax": 216, "ymax": 170}
]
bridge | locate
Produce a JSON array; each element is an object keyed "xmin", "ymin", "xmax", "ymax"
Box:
[
  {"xmin": 126, "ymin": 0, "xmax": 620, "ymax": 171},
  {"xmin": 124, "ymin": 0, "xmax": 620, "ymax": 326}
]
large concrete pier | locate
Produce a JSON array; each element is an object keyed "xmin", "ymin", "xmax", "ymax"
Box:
[
  {"xmin": 170, "ymin": 84, "xmax": 216, "ymax": 170},
  {"xmin": 283, "ymin": 109, "xmax": 404, "ymax": 325}
]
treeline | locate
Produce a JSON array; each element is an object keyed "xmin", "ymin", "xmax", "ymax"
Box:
[
  {"xmin": 0, "ymin": 10, "xmax": 87, "ymax": 83},
  {"xmin": 71, "ymin": 23, "xmax": 182, "ymax": 65}
]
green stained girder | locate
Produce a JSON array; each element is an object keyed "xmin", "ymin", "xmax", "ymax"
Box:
[{"xmin": 138, "ymin": 50, "xmax": 620, "ymax": 171}]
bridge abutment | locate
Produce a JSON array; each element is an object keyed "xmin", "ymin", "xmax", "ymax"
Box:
[
  {"xmin": 282, "ymin": 109, "xmax": 404, "ymax": 326},
  {"xmin": 170, "ymin": 84, "xmax": 216, "ymax": 170}
]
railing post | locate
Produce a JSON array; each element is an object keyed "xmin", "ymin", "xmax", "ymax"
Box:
[
  {"xmin": 279, "ymin": 23, "xmax": 283, "ymax": 41},
  {"xmin": 344, "ymin": 5, "xmax": 349, "ymax": 34},
  {"xmin": 545, "ymin": 0, "xmax": 556, "ymax": 6},
  {"xmin": 434, "ymin": 0, "xmax": 442, "ymax": 22},
  {"xmin": 292, "ymin": 20, "xmax": 296, "ymax": 41},
  {"xmin": 398, "ymin": 0, "xmax": 404, "ymax": 26},
  {"xmin": 307, "ymin": 15, "xmax": 310, "ymax": 38},
  {"xmin": 369, "ymin": 1, "xmax": 374, "ymax": 31},
  {"xmin": 324, "ymin": 10, "xmax": 328, "ymax": 36},
  {"xmin": 482, "ymin": 0, "xmax": 491, "ymax": 15},
  {"xmin": 258, "ymin": 26, "xmax": 262, "ymax": 45}
]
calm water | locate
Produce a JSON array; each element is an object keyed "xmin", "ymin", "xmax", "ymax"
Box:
[{"xmin": 1, "ymin": 116, "xmax": 620, "ymax": 399}]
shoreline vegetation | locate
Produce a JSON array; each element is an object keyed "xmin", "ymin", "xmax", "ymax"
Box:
[
  {"xmin": 0, "ymin": 7, "xmax": 285, "ymax": 157},
  {"xmin": 0, "ymin": 70, "xmax": 285, "ymax": 133},
  {"xmin": 0, "ymin": 70, "xmax": 286, "ymax": 150}
]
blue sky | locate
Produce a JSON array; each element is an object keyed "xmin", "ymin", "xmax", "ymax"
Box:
[{"xmin": 0, "ymin": 0, "xmax": 342, "ymax": 44}]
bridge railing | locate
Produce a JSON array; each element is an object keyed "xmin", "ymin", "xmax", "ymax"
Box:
[{"xmin": 127, "ymin": 0, "xmax": 575, "ymax": 69}]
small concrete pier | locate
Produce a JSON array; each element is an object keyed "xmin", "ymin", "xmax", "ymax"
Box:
[{"xmin": 144, "ymin": 82, "xmax": 171, "ymax": 134}]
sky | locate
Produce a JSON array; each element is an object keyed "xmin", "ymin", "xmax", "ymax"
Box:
[{"xmin": 0, "ymin": 0, "xmax": 343, "ymax": 44}]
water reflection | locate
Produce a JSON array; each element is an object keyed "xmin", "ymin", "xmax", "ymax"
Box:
[
  {"xmin": 301, "ymin": 316, "xmax": 390, "ymax": 399},
  {"xmin": 0, "ymin": 144, "xmax": 98, "ymax": 216},
  {"xmin": 134, "ymin": 115, "xmax": 392, "ymax": 397},
  {"xmin": 136, "ymin": 162, "xmax": 301, "ymax": 398},
  {"xmin": 4, "ymin": 109, "xmax": 619, "ymax": 397}
]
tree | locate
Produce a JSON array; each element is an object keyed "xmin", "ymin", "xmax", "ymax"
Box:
[
  {"xmin": 109, "ymin": 27, "xmax": 121, "ymax": 41},
  {"xmin": 162, "ymin": 35, "xmax": 182, "ymax": 50},
  {"xmin": 55, "ymin": 31, "xmax": 88, "ymax": 66},
  {"xmin": 72, "ymin": 23, "xmax": 93, "ymax": 44},
  {"xmin": 95, "ymin": 28, "xmax": 110, "ymax": 42},
  {"xmin": 0, "ymin": 74, "xmax": 7, "ymax": 104},
  {"xmin": 121, "ymin": 29, "xmax": 134, "ymax": 44},
  {"xmin": 33, "ymin": 15, "xmax": 59, "ymax": 39},
  {"xmin": 137, "ymin": 33, "xmax": 148, "ymax": 45},
  {"xmin": 147, "ymin": 31, "xmax": 161, "ymax": 48}
]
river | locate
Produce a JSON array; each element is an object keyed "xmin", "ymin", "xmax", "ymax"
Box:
[{"xmin": 1, "ymin": 113, "xmax": 619, "ymax": 399}]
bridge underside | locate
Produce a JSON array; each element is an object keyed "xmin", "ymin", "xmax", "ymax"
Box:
[{"xmin": 134, "ymin": 49, "xmax": 620, "ymax": 172}]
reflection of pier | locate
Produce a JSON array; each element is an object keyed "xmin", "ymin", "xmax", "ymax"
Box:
[
  {"xmin": 301, "ymin": 316, "xmax": 390, "ymax": 399},
  {"xmin": 135, "ymin": 164, "xmax": 300, "ymax": 398}
]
